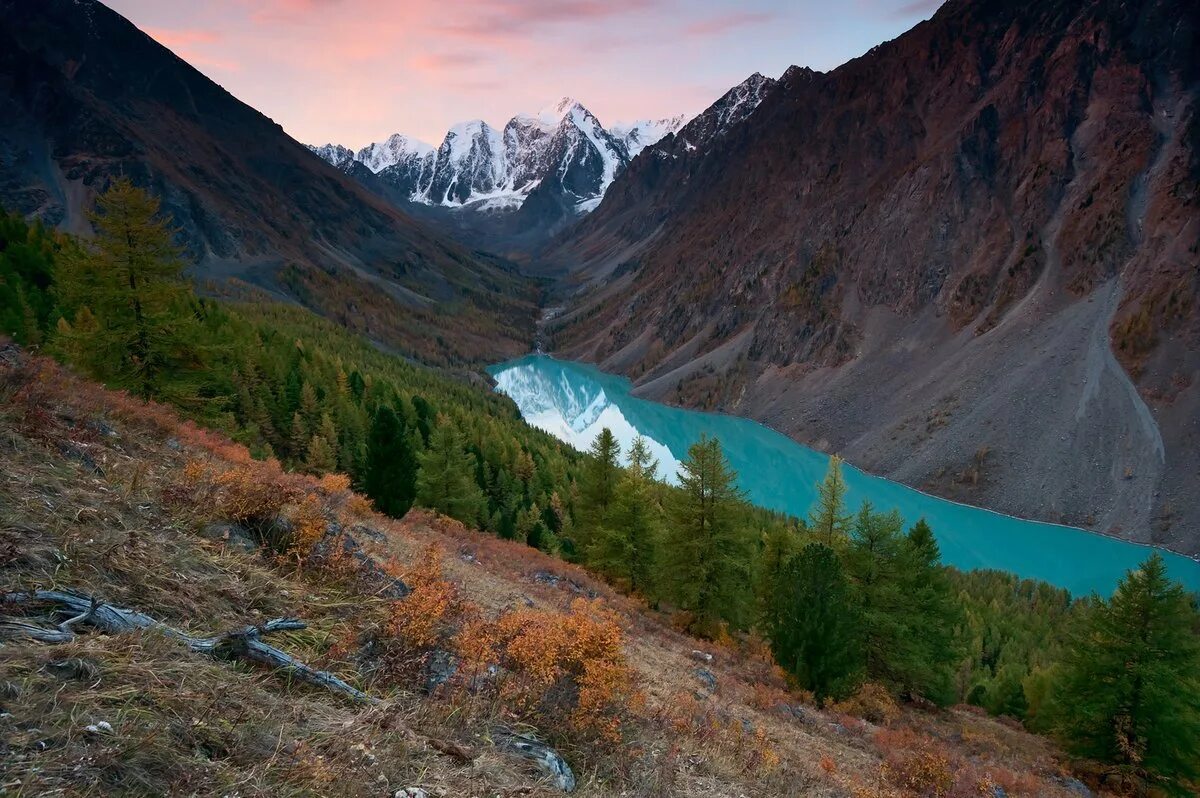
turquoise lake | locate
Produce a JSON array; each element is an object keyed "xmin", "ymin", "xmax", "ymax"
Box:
[{"xmin": 489, "ymin": 354, "xmax": 1200, "ymax": 597}]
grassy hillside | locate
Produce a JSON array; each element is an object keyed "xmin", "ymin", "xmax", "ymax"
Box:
[{"xmin": 0, "ymin": 348, "xmax": 1093, "ymax": 797}]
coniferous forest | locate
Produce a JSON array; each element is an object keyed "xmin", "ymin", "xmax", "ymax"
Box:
[{"xmin": 3, "ymin": 181, "xmax": 1199, "ymax": 796}]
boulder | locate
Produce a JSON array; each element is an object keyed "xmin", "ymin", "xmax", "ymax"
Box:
[
  {"xmin": 694, "ymin": 667, "xmax": 718, "ymax": 692},
  {"xmin": 199, "ymin": 522, "xmax": 259, "ymax": 554}
]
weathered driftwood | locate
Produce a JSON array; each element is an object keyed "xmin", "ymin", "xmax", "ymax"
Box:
[
  {"xmin": 2, "ymin": 589, "xmax": 377, "ymax": 705},
  {"xmin": 493, "ymin": 727, "xmax": 576, "ymax": 793}
]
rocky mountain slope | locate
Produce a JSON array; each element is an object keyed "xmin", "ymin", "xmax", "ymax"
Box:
[
  {"xmin": 542, "ymin": 0, "xmax": 1200, "ymax": 553},
  {"xmin": 311, "ymin": 99, "xmax": 689, "ymax": 252},
  {"xmin": 0, "ymin": 0, "xmax": 535, "ymax": 367},
  {"xmin": 0, "ymin": 346, "xmax": 1094, "ymax": 797}
]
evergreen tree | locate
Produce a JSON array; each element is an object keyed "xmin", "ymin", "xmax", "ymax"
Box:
[
  {"xmin": 1051, "ymin": 554, "xmax": 1200, "ymax": 795},
  {"xmin": 810, "ymin": 455, "xmax": 851, "ymax": 547},
  {"xmin": 416, "ymin": 417, "xmax": 484, "ymax": 525},
  {"xmin": 590, "ymin": 435, "xmax": 662, "ymax": 597},
  {"xmin": 664, "ymin": 434, "xmax": 753, "ymax": 635},
  {"xmin": 55, "ymin": 178, "xmax": 202, "ymax": 400},
  {"xmin": 767, "ymin": 543, "xmax": 861, "ymax": 700},
  {"xmin": 844, "ymin": 502, "xmax": 907, "ymax": 684},
  {"xmin": 364, "ymin": 405, "xmax": 418, "ymax": 517},
  {"xmin": 579, "ymin": 427, "xmax": 621, "ymax": 534},
  {"xmin": 756, "ymin": 518, "xmax": 804, "ymax": 625},
  {"xmin": 897, "ymin": 519, "xmax": 962, "ymax": 703}
]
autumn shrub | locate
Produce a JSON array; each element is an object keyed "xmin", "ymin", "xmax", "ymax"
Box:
[
  {"xmin": 882, "ymin": 743, "xmax": 953, "ymax": 797},
  {"xmin": 454, "ymin": 598, "xmax": 634, "ymax": 742},
  {"xmin": 834, "ymin": 682, "xmax": 901, "ymax": 725},
  {"xmin": 281, "ymin": 493, "xmax": 329, "ymax": 558},
  {"xmin": 377, "ymin": 546, "xmax": 466, "ymax": 681}
]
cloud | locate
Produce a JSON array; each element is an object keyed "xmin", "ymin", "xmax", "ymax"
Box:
[
  {"xmin": 435, "ymin": 0, "xmax": 662, "ymax": 43},
  {"xmin": 889, "ymin": 0, "xmax": 944, "ymax": 17},
  {"xmin": 683, "ymin": 11, "xmax": 776, "ymax": 37},
  {"xmin": 143, "ymin": 26, "xmax": 240, "ymax": 71},
  {"xmin": 408, "ymin": 52, "xmax": 491, "ymax": 73}
]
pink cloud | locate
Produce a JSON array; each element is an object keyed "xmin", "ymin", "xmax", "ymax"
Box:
[
  {"xmin": 143, "ymin": 26, "xmax": 241, "ymax": 71},
  {"xmin": 683, "ymin": 11, "xmax": 777, "ymax": 37}
]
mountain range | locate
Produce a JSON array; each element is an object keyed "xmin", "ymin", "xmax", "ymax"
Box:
[
  {"xmin": 543, "ymin": 0, "xmax": 1200, "ymax": 553},
  {"xmin": 307, "ymin": 82, "xmax": 772, "ymax": 250}
]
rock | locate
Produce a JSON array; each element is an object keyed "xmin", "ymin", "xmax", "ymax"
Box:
[
  {"xmin": 990, "ymin": 786, "xmax": 1008, "ymax": 798},
  {"xmin": 165, "ymin": 437, "xmax": 183, "ymax": 451},
  {"xmin": 86, "ymin": 418, "xmax": 117, "ymax": 438},
  {"xmin": 394, "ymin": 789, "xmax": 428, "ymax": 798},
  {"xmin": 199, "ymin": 522, "xmax": 259, "ymax": 554},
  {"xmin": 689, "ymin": 649, "xmax": 713, "ymax": 664},
  {"xmin": 494, "ymin": 729, "xmax": 576, "ymax": 792},
  {"xmin": 83, "ymin": 720, "xmax": 113, "ymax": 735},
  {"xmin": 312, "ymin": 524, "xmax": 409, "ymax": 598},
  {"xmin": 349, "ymin": 523, "xmax": 386, "ymax": 542},
  {"xmin": 56, "ymin": 442, "xmax": 103, "ymax": 476},
  {"xmin": 532, "ymin": 570, "xmax": 597, "ymax": 598},
  {"xmin": 423, "ymin": 649, "xmax": 458, "ymax": 694},
  {"xmin": 693, "ymin": 667, "xmax": 717, "ymax": 692},
  {"xmin": 1054, "ymin": 777, "xmax": 1093, "ymax": 797}
]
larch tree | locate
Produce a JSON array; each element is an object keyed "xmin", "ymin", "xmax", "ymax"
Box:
[
  {"xmin": 590, "ymin": 435, "xmax": 663, "ymax": 598},
  {"xmin": 416, "ymin": 416, "xmax": 484, "ymax": 525},
  {"xmin": 810, "ymin": 455, "xmax": 851, "ymax": 547},
  {"xmin": 664, "ymin": 434, "xmax": 753, "ymax": 635},
  {"xmin": 55, "ymin": 177, "xmax": 202, "ymax": 400},
  {"xmin": 1051, "ymin": 554, "xmax": 1200, "ymax": 796},
  {"xmin": 578, "ymin": 427, "xmax": 622, "ymax": 544}
]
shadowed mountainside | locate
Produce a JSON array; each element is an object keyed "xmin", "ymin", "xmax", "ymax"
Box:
[
  {"xmin": 0, "ymin": 0, "xmax": 536, "ymax": 367},
  {"xmin": 541, "ymin": 0, "xmax": 1200, "ymax": 553}
]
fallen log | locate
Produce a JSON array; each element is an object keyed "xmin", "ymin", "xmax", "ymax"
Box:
[
  {"xmin": 2, "ymin": 589, "xmax": 377, "ymax": 705},
  {"xmin": 493, "ymin": 727, "xmax": 576, "ymax": 793}
]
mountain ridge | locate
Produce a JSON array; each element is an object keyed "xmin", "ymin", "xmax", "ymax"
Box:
[
  {"xmin": 0, "ymin": 0, "xmax": 535, "ymax": 368},
  {"xmin": 541, "ymin": 0, "xmax": 1200, "ymax": 553}
]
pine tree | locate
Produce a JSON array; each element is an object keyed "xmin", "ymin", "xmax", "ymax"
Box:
[
  {"xmin": 844, "ymin": 502, "xmax": 907, "ymax": 685},
  {"xmin": 897, "ymin": 518, "xmax": 962, "ymax": 704},
  {"xmin": 364, "ymin": 405, "xmax": 418, "ymax": 518},
  {"xmin": 55, "ymin": 178, "xmax": 202, "ymax": 400},
  {"xmin": 579, "ymin": 427, "xmax": 621, "ymax": 535},
  {"xmin": 1051, "ymin": 554, "xmax": 1200, "ymax": 795},
  {"xmin": 590, "ymin": 435, "xmax": 662, "ymax": 597},
  {"xmin": 416, "ymin": 417, "xmax": 484, "ymax": 525},
  {"xmin": 756, "ymin": 518, "xmax": 803, "ymax": 626},
  {"xmin": 664, "ymin": 434, "xmax": 753, "ymax": 635},
  {"xmin": 767, "ymin": 543, "xmax": 861, "ymax": 700},
  {"xmin": 810, "ymin": 455, "xmax": 851, "ymax": 547}
]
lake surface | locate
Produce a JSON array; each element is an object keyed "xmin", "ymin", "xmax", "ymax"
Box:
[{"xmin": 489, "ymin": 354, "xmax": 1200, "ymax": 597}]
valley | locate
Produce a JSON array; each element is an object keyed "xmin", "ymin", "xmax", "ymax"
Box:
[{"xmin": 2, "ymin": 0, "xmax": 1199, "ymax": 795}]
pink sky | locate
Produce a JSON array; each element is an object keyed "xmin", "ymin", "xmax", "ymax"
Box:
[{"xmin": 106, "ymin": 0, "xmax": 941, "ymax": 148}]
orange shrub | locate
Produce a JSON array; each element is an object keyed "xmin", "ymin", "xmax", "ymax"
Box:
[
  {"xmin": 455, "ymin": 598, "xmax": 634, "ymax": 742},
  {"xmin": 384, "ymin": 546, "xmax": 465, "ymax": 654},
  {"xmin": 834, "ymin": 682, "xmax": 901, "ymax": 725},
  {"xmin": 317, "ymin": 472, "xmax": 352, "ymax": 494},
  {"xmin": 211, "ymin": 463, "xmax": 297, "ymax": 526},
  {"xmin": 285, "ymin": 493, "xmax": 329, "ymax": 557}
]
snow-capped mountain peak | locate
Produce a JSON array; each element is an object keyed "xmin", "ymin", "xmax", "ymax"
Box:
[
  {"xmin": 611, "ymin": 114, "xmax": 689, "ymax": 158},
  {"xmin": 537, "ymin": 96, "xmax": 584, "ymax": 126},
  {"xmin": 306, "ymin": 95, "xmax": 694, "ymax": 217},
  {"xmin": 355, "ymin": 133, "xmax": 433, "ymax": 174}
]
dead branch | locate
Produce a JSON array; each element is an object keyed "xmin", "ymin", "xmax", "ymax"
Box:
[{"xmin": 2, "ymin": 589, "xmax": 377, "ymax": 705}]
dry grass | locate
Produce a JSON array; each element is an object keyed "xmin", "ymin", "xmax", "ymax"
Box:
[{"xmin": 0, "ymin": 350, "xmax": 1093, "ymax": 797}]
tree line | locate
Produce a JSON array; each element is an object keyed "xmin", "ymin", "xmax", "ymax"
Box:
[{"xmin": 2, "ymin": 182, "xmax": 1197, "ymax": 795}]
